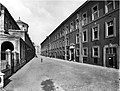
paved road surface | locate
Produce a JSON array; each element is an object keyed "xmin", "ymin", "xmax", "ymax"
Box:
[{"xmin": 3, "ymin": 56, "xmax": 119, "ymax": 91}]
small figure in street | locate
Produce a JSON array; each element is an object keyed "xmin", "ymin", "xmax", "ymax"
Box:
[{"xmin": 41, "ymin": 58, "xmax": 43, "ymax": 62}]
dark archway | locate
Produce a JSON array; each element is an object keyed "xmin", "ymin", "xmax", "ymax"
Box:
[
  {"xmin": 1, "ymin": 41, "xmax": 14, "ymax": 51},
  {"xmin": 1, "ymin": 41, "xmax": 14, "ymax": 60}
]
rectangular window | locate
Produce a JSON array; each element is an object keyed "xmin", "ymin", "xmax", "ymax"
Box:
[
  {"xmin": 82, "ymin": 29, "xmax": 87, "ymax": 42},
  {"xmin": 105, "ymin": 19, "xmax": 116, "ymax": 37},
  {"xmin": 70, "ymin": 21, "xmax": 74, "ymax": 32},
  {"xmin": 75, "ymin": 18, "xmax": 79, "ymax": 29},
  {"xmin": 65, "ymin": 25, "xmax": 69, "ymax": 34},
  {"xmin": 105, "ymin": 0, "xmax": 114, "ymax": 13},
  {"xmin": 76, "ymin": 49, "xmax": 80, "ymax": 56},
  {"xmin": 82, "ymin": 12, "xmax": 87, "ymax": 26},
  {"xmin": 83, "ymin": 47, "xmax": 88, "ymax": 56},
  {"xmin": 66, "ymin": 38, "xmax": 69, "ymax": 46},
  {"xmin": 92, "ymin": 24, "xmax": 99, "ymax": 40},
  {"xmin": 92, "ymin": 5, "xmax": 99, "ymax": 20},
  {"xmin": 76, "ymin": 34, "xmax": 79, "ymax": 43},
  {"xmin": 92, "ymin": 46, "xmax": 99, "ymax": 57}
]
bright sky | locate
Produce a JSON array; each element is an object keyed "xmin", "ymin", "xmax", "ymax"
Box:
[{"xmin": 0, "ymin": 0, "xmax": 86, "ymax": 45}]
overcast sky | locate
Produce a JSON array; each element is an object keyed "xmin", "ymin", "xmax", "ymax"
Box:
[{"xmin": 0, "ymin": 0, "xmax": 86, "ymax": 45}]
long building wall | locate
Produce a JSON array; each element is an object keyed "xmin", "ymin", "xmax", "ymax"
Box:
[{"xmin": 41, "ymin": 0, "xmax": 119, "ymax": 69}]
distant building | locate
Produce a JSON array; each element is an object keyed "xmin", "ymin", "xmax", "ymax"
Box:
[
  {"xmin": 35, "ymin": 45, "xmax": 41, "ymax": 55},
  {"xmin": 0, "ymin": 3, "xmax": 35, "ymax": 79},
  {"xmin": 41, "ymin": 0, "xmax": 119, "ymax": 69}
]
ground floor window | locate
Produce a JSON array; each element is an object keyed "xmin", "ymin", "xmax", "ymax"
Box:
[{"xmin": 83, "ymin": 57, "xmax": 87, "ymax": 63}]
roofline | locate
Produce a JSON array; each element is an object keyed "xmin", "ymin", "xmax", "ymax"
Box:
[
  {"xmin": 3, "ymin": 4, "xmax": 21, "ymax": 30},
  {"xmin": 41, "ymin": 0, "xmax": 89, "ymax": 45}
]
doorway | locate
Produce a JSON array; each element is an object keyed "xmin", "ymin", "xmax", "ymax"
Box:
[
  {"xmin": 1, "ymin": 41, "xmax": 14, "ymax": 71},
  {"xmin": 105, "ymin": 47, "xmax": 117, "ymax": 68}
]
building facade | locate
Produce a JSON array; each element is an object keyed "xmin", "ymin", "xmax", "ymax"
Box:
[
  {"xmin": 0, "ymin": 3, "xmax": 35, "ymax": 80},
  {"xmin": 41, "ymin": 0, "xmax": 119, "ymax": 69},
  {"xmin": 35, "ymin": 45, "xmax": 41, "ymax": 55}
]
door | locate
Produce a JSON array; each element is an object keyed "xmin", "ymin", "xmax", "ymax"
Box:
[{"xmin": 106, "ymin": 47, "xmax": 117, "ymax": 68}]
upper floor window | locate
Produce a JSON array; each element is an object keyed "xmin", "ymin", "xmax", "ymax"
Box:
[
  {"xmin": 76, "ymin": 34, "xmax": 79, "ymax": 44},
  {"xmin": 105, "ymin": 18, "xmax": 116, "ymax": 38},
  {"xmin": 82, "ymin": 29, "xmax": 88, "ymax": 42},
  {"xmin": 70, "ymin": 21, "xmax": 74, "ymax": 32},
  {"xmin": 76, "ymin": 49, "xmax": 80, "ymax": 56},
  {"xmin": 66, "ymin": 38, "xmax": 69, "ymax": 46},
  {"xmin": 82, "ymin": 12, "xmax": 87, "ymax": 26},
  {"xmin": 62, "ymin": 29, "xmax": 64, "ymax": 36},
  {"xmin": 105, "ymin": 0, "xmax": 115, "ymax": 13},
  {"xmin": 66, "ymin": 25, "xmax": 69, "ymax": 34},
  {"xmin": 83, "ymin": 47, "xmax": 88, "ymax": 57},
  {"xmin": 92, "ymin": 24, "xmax": 99, "ymax": 41},
  {"xmin": 75, "ymin": 18, "xmax": 79, "ymax": 29},
  {"xmin": 92, "ymin": 46, "xmax": 100, "ymax": 57},
  {"xmin": 92, "ymin": 5, "xmax": 99, "ymax": 20}
]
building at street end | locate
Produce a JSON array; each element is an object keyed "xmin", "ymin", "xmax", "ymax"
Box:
[
  {"xmin": 35, "ymin": 45, "xmax": 41, "ymax": 55},
  {"xmin": 0, "ymin": 3, "xmax": 35, "ymax": 80},
  {"xmin": 41, "ymin": 0, "xmax": 119, "ymax": 69}
]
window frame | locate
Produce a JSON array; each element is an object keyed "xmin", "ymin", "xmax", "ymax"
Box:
[
  {"xmin": 82, "ymin": 29, "xmax": 88, "ymax": 42},
  {"xmin": 66, "ymin": 37, "xmax": 69, "ymax": 46},
  {"xmin": 83, "ymin": 47, "xmax": 88, "ymax": 57},
  {"xmin": 76, "ymin": 49, "xmax": 80, "ymax": 56},
  {"xmin": 92, "ymin": 24, "xmax": 99, "ymax": 41},
  {"xmin": 105, "ymin": 18, "xmax": 116, "ymax": 38},
  {"xmin": 75, "ymin": 18, "xmax": 79, "ymax": 30},
  {"xmin": 82, "ymin": 12, "xmax": 87, "ymax": 26},
  {"xmin": 92, "ymin": 4, "xmax": 99, "ymax": 20},
  {"xmin": 92, "ymin": 46, "xmax": 100, "ymax": 57},
  {"xmin": 65, "ymin": 25, "xmax": 69, "ymax": 34},
  {"xmin": 76, "ymin": 34, "xmax": 79, "ymax": 44},
  {"xmin": 70, "ymin": 21, "xmax": 74, "ymax": 32},
  {"xmin": 105, "ymin": 0, "xmax": 115, "ymax": 13}
]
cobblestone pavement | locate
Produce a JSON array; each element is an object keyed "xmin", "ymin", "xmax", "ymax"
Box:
[{"xmin": 2, "ymin": 56, "xmax": 119, "ymax": 91}]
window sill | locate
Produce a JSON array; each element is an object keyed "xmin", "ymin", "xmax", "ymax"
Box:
[
  {"xmin": 105, "ymin": 35, "xmax": 115, "ymax": 38},
  {"xmin": 82, "ymin": 41, "xmax": 88, "ymax": 43},
  {"xmin": 92, "ymin": 38, "xmax": 99, "ymax": 41}
]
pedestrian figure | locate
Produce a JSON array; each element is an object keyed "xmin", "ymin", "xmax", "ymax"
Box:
[{"xmin": 41, "ymin": 58, "xmax": 43, "ymax": 62}]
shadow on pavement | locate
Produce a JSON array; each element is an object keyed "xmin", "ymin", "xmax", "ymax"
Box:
[
  {"xmin": 4, "ymin": 78, "xmax": 12, "ymax": 87},
  {"xmin": 41, "ymin": 79, "xmax": 55, "ymax": 91}
]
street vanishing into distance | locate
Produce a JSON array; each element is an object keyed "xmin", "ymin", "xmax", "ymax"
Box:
[{"xmin": 4, "ymin": 56, "xmax": 119, "ymax": 91}]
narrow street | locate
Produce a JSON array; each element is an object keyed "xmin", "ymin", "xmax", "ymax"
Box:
[{"xmin": 4, "ymin": 56, "xmax": 119, "ymax": 91}]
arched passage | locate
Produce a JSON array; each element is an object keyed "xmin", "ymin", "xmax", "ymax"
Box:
[{"xmin": 1, "ymin": 41, "xmax": 14, "ymax": 60}]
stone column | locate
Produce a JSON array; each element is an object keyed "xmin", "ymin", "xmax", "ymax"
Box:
[
  {"xmin": 12, "ymin": 51, "xmax": 17, "ymax": 67},
  {"xmin": 6, "ymin": 49, "xmax": 11, "ymax": 68},
  {"xmin": 0, "ymin": 72, "xmax": 4, "ymax": 88}
]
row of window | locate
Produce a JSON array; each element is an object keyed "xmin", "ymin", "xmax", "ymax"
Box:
[
  {"xmin": 83, "ymin": 46, "xmax": 100, "ymax": 57},
  {"xmin": 82, "ymin": 0, "xmax": 115, "ymax": 26},
  {"xmin": 83, "ymin": 45, "xmax": 117, "ymax": 58},
  {"xmin": 51, "ymin": 40, "xmax": 65, "ymax": 49},
  {"xmin": 53, "ymin": 0, "xmax": 115, "ymax": 42},
  {"xmin": 82, "ymin": 18, "xmax": 116, "ymax": 42},
  {"xmin": 43, "ymin": 17, "xmax": 116, "ymax": 51}
]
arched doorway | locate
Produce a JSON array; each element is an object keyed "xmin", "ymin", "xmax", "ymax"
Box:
[{"xmin": 1, "ymin": 41, "xmax": 14, "ymax": 60}]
